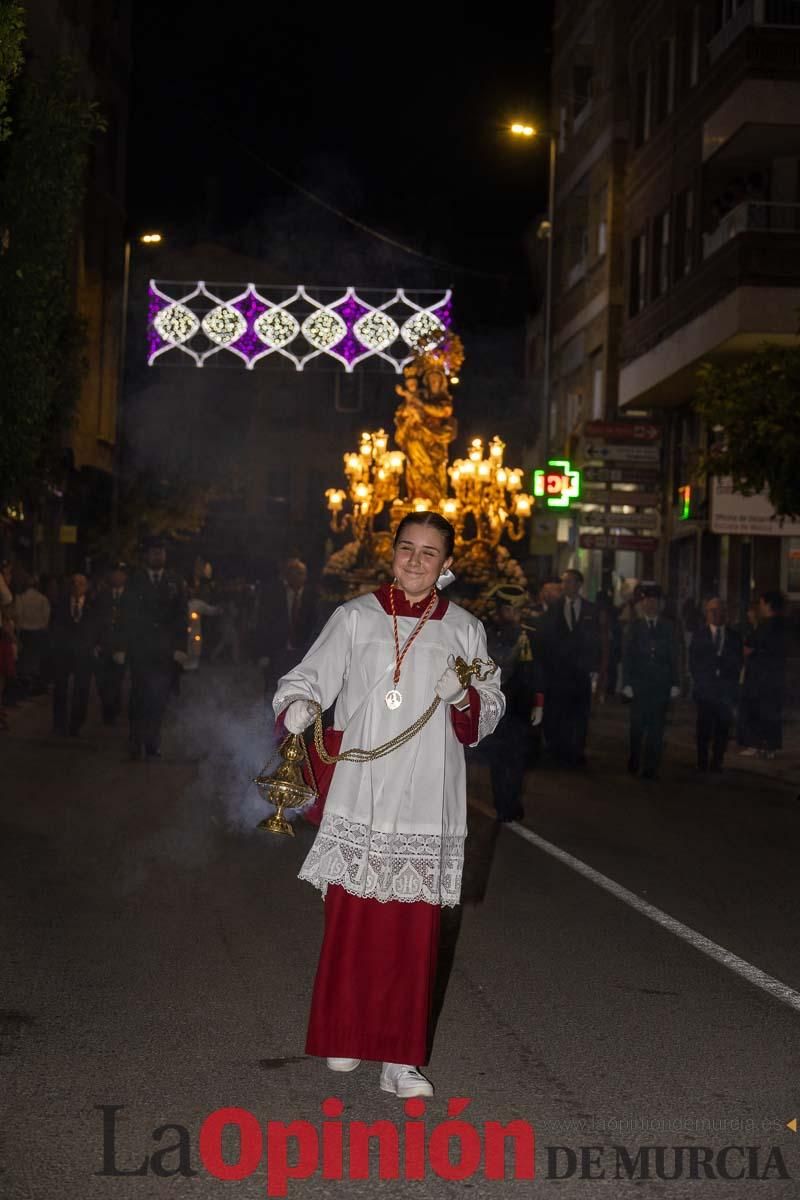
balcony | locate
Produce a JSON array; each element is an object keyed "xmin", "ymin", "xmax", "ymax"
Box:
[
  {"xmin": 703, "ymin": 201, "xmax": 800, "ymax": 258},
  {"xmin": 619, "ymin": 229, "xmax": 800, "ymax": 408},
  {"xmin": 709, "ymin": 0, "xmax": 800, "ymax": 64}
]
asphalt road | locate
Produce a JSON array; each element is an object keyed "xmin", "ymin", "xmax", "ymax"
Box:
[{"xmin": 1, "ymin": 665, "xmax": 799, "ymax": 1199}]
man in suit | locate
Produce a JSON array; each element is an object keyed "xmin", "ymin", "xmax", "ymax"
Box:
[
  {"xmin": 689, "ymin": 596, "xmax": 743, "ymax": 772},
  {"xmin": 622, "ymin": 583, "xmax": 680, "ymax": 780},
  {"xmin": 483, "ymin": 584, "xmax": 545, "ymax": 822},
  {"xmin": 94, "ymin": 562, "xmax": 129, "ymax": 726},
  {"xmin": 540, "ymin": 568, "xmax": 600, "ymax": 766},
  {"xmin": 51, "ymin": 573, "xmax": 97, "ymax": 736},
  {"xmin": 122, "ymin": 538, "xmax": 187, "ymax": 760},
  {"xmin": 255, "ymin": 557, "xmax": 317, "ymax": 694}
]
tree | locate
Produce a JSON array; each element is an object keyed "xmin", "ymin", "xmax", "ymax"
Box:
[
  {"xmin": 695, "ymin": 346, "xmax": 800, "ymax": 519},
  {"xmin": 89, "ymin": 474, "xmax": 217, "ymax": 564},
  {"xmin": 0, "ymin": 59, "xmax": 105, "ymax": 505},
  {"xmin": 0, "ymin": 0, "xmax": 24, "ymax": 143}
]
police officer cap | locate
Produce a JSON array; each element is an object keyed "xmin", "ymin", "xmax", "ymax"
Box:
[
  {"xmin": 640, "ymin": 581, "xmax": 662, "ymax": 598},
  {"xmin": 488, "ymin": 583, "xmax": 528, "ymax": 608},
  {"xmin": 141, "ymin": 534, "xmax": 166, "ymax": 551}
]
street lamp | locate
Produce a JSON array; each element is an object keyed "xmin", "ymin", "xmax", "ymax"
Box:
[
  {"xmin": 509, "ymin": 121, "xmax": 557, "ymax": 461},
  {"xmin": 111, "ymin": 231, "xmax": 164, "ymax": 541}
]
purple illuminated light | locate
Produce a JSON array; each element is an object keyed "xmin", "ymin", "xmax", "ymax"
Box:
[
  {"xmin": 332, "ymin": 296, "xmax": 371, "ymax": 365},
  {"xmin": 232, "ymin": 292, "xmax": 269, "ymax": 362}
]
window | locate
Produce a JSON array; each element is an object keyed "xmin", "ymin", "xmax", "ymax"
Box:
[
  {"xmin": 635, "ymin": 67, "xmax": 652, "ymax": 146},
  {"xmin": 566, "ymin": 391, "xmax": 583, "ymax": 434},
  {"xmin": 595, "ymin": 184, "xmax": 608, "ymax": 257},
  {"xmin": 654, "ymin": 38, "xmax": 675, "ymax": 125},
  {"xmin": 674, "ymin": 188, "xmax": 694, "ymax": 278},
  {"xmin": 591, "ymin": 351, "xmax": 604, "ymax": 419},
  {"xmin": 573, "ymin": 62, "xmax": 594, "ymax": 124},
  {"xmin": 651, "ymin": 210, "xmax": 670, "ymax": 299},
  {"xmin": 629, "ymin": 232, "xmax": 647, "ymax": 315},
  {"xmin": 690, "ymin": 5, "xmax": 701, "ymax": 86}
]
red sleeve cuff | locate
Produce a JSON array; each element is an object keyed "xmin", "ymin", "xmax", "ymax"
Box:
[
  {"xmin": 450, "ymin": 685, "xmax": 481, "ymax": 745},
  {"xmin": 535, "ymin": 692, "xmax": 544, "ymax": 708}
]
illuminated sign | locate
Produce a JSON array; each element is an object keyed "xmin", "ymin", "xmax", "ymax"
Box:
[
  {"xmin": 533, "ymin": 459, "xmax": 582, "ymax": 510},
  {"xmin": 678, "ymin": 485, "xmax": 692, "ymax": 520}
]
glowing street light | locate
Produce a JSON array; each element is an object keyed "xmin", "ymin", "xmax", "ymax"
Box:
[
  {"xmin": 140, "ymin": 232, "xmax": 163, "ymax": 244},
  {"xmin": 510, "ymin": 122, "xmax": 536, "ymax": 137}
]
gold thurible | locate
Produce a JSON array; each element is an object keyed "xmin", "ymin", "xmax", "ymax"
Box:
[{"xmin": 254, "ymin": 734, "xmax": 317, "ymax": 837}]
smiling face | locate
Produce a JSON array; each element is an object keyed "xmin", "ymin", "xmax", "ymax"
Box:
[{"xmin": 392, "ymin": 523, "xmax": 452, "ymax": 604}]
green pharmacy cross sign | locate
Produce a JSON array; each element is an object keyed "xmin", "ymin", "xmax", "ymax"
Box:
[{"xmin": 533, "ymin": 459, "xmax": 582, "ymax": 510}]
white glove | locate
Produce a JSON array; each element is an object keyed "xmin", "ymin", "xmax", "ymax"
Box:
[
  {"xmin": 670, "ymin": 686, "xmax": 680, "ymax": 699},
  {"xmin": 591, "ymin": 673, "xmax": 598, "ymax": 695},
  {"xmin": 622, "ymin": 685, "xmax": 633, "ymax": 699},
  {"xmin": 284, "ymin": 698, "xmax": 316, "ymax": 734},
  {"xmin": 531, "ymin": 706, "xmax": 543, "ymax": 728},
  {"xmin": 434, "ymin": 666, "xmax": 468, "ymax": 707},
  {"xmin": 173, "ymin": 650, "xmax": 188, "ymax": 666},
  {"xmin": 112, "ymin": 651, "xmax": 126, "ymax": 666}
]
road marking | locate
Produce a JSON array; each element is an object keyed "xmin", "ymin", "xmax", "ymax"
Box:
[{"xmin": 507, "ymin": 822, "xmax": 800, "ymax": 1016}]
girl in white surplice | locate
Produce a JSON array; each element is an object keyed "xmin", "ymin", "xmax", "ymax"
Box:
[{"xmin": 273, "ymin": 512, "xmax": 504, "ymax": 1099}]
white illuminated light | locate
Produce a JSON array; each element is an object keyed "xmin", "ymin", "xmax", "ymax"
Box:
[
  {"xmin": 400, "ymin": 309, "xmax": 445, "ymax": 350},
  {"xmin": 353, "ymin": 310, "xmax": 400, "ymax": 351},
  {"xmin": 147, "ymin": 282, "xmax": 451, "ymax": 372},
  {"xmin": 301, "ymin": 309, "xmax": 347, "ymax": 351},
  {"xmin": 201, "ymin": 305, "xmax": 247, "ymax": 346},
  {"xmin": 154, "ymin": 303, "xmax": 200, "ymax": 344},
  {"xmin": 254, "ymin": 308, "xmax": 300, "ymax": 348}
]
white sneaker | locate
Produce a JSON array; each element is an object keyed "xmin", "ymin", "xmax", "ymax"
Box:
[
  {"xmin": 739, "ymin": 747, "xmax": 758, "ymax": 757},
  {"xmin": 326, "ymin": 1058, "xmax": 361, "ymax": 1072},
  {"xmin": 379, "ymin": 1062, "xmax": 434, "ymax": 1098}
]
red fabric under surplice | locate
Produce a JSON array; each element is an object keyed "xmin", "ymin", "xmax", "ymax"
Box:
[{"xmin": 305, "ymin": 884, "xmax": 441, "ymax": 1065}]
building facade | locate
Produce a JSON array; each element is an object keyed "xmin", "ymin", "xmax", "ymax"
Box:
[
  {"xmin": 543, "ymin": 0, "xmax": 800, "ymax": 614},
  {"xmin": 24, "ymin": 0, "xmax": 132, "ymax": 570},
  {"xmin": 547, "ymin": 0, "xmax": 635, "ymax": 595},
  {"xmin": 619, "ymin": 0, "xmax": 800, "ymax": 619}
]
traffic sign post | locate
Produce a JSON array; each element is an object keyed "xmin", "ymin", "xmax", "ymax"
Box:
[
  {"xmin": 583, "ymin": 466, "xmax": 661, "ymax": 486},
  {"xmin": 578, "ymin": 511, "xmax": 660, "ymax": 531},
  {"xmin": 582, "ymin": 442, "xmax": 661, "ymax": 464},
  {"xmin": 579, "ymin": 533, "xmax": 659, "ymax": 552},
  {"xmin": 583, "ymin": 420, "xmax": 661, "ymax": 442}
]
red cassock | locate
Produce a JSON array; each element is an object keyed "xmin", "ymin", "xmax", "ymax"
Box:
[{"xmin": 298, "ymin": 586, "xmax": 481, "ymax": 1064}]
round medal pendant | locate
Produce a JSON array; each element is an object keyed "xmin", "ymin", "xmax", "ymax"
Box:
[{"xmin": 385, "ymin": 689, "xmax": 403, "ymax": 710}]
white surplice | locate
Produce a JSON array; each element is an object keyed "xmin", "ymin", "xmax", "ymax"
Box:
[{"xmin": 273, "ymin": 591, "xmax": 504, "ymax": 907}]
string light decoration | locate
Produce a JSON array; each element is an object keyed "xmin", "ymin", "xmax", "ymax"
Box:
[
  {"xmin": 153, "ymin": 303, "xmax": 200, "ymax": 345},
  {"xmin": 201, "ymin": 305, "xmax": 248, "ymax": 346},
  {"xmin": 146, "ymin": 282, "xmax": 452, "ymax": 372}
]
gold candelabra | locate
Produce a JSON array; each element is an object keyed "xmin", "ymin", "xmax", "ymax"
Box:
[
  {"xmin": 446, "ymin": 437, "xmax": 533, "ymax": 545},
  {"xmin": 326, "ymin": 428, "xmax": 405, "ymax": 544}
]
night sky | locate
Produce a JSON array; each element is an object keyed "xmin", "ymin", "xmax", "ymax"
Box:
[{"xmin": 127, "ymin": 5, "xmax": 553, "ymax": 325}]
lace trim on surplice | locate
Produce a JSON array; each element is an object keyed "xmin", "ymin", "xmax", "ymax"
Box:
[{"xmin": 298, "ymin": 812, "xmax": 464, "ymax": 907}]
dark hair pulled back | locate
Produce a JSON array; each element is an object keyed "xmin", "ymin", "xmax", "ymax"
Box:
[{"xmin": 393, "ymin": 511, "xmax": 455, "ymax": 558}]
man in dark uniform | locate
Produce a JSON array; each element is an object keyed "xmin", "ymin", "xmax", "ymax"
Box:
[
  {"xmin": 622, "ymin": 583, "xmax": 680, "ymax": 780},
  {"xmin": 483, "ymin": 585, "xmax": 545, "ymax": 822},
  {"xmin": 689, "ymin": 596, "xmax": 743, "ymax": 772},
  {"xmin": 50, "ymin": 573, "xmax": 97, "ymax": 737},
  {"xmin": 255, "ymin": 557, "xmax": 317, "ymax": 694},
  {"xmin": 122, "ymin": 537, "xmax": 187, "ymax": 759},
  {"xmin": 94, "ymin": 562, "xmax": 129, "ymax": 725},
  {"xmin": 539, "ymin": 568, "xmax": 600, "ymax": 766}
]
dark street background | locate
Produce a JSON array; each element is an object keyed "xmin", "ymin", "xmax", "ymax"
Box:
[{"xmin": 1, "ymin": 670, "xmax": 798, "ymax": 1197}]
